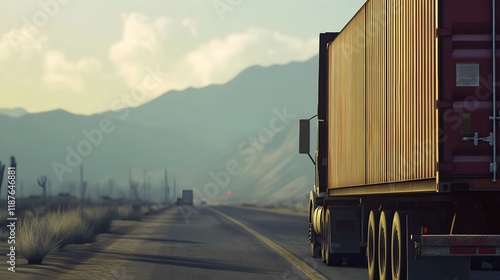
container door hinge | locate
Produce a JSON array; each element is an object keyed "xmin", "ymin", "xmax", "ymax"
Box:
[{"xmin": 462, "ymin": 132, "xmax": 493, "ymax": 146}]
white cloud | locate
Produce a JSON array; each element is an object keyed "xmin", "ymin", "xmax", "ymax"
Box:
[
  {"xmin": 182, "ymin": 28, "xmax": 317, "ymax": 86},
  {"xmin": 107, "ymin": 13, "xmax": 317, "ymax": 104},
  {"xmin": 42, "ymin": 51, "xmax": 102, "ymax": 91},
  {"xmin": 0, "ymin": 26, "xmax": 47, "ymax": 60},
  {"xmin": 109, "ymin": 12, "xmax": 171, "ymax": 87}
]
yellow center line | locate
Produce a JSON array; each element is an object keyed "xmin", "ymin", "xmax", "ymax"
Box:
[{"xmin": 208, "ymin": 207, "xmax": 329, "ymax": 280}]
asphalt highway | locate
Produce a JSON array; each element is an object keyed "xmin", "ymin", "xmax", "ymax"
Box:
[{"xmin": 5, "ymin": 205, "xmax": 499, "ymax": 280}]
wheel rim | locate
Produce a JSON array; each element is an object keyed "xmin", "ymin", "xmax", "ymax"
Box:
[
  {"xmin": 326, "ymin": 210, "xmax": 331, "ymax": 259},
  {"xmin": 392, "ymin": 227, "xmax": 400, "ymax": 277},
  {"xmin": 368, "ymin": 225, "xmax": 375, "ymax": 267},
  {"xmin": 367, "ymin": 223, "xmax": 377, "ymax": 268},
  {"xmin": 379, "ymin": 226, "xmax": 386, "ymax": 274}
]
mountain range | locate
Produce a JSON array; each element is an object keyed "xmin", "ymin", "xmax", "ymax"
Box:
[{"xmin": 0, "ymin": 57, "xmax": 319, "ymax": 205}]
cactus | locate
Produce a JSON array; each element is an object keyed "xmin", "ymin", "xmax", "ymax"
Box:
[
  {"xmin": 0, "ymin": 157, "xmax": 16, "ymax": 199},
  {"xmin": 164, "ymin": 169, "xmax": 170, "ymax": 203},
  {"xmin": 10, "ymin": 156, "xmax": 16, "ymax": 169},
  {"xmin": 37, "ymin": 175, "xmax": 47, "ymax": 198}
]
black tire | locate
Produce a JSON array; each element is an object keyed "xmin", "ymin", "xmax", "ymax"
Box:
[
  {"xmin": 310, "ymin": 222, "xmax": 321, "ymax": 258},
  {"xmin": 378, "ymin": 210, "xmax": 393, "ymax": 280},
  {"xmin": 391, "ymin": 211, "xmax": 407, "ymax": 280},
  {"xmin": 324, "ymin": 207, "xmax": 343, "ymax": 266},
  {"xmin": 321, "ymin": 207, "xmax": 327, "ymax": 263},
  {"xmin": 368, "ymin": 210, "xmax": 380, "ymax": 280},
  {"xmin": 309, "ymin": 200, "xmax": 321, "ymax": 258}
]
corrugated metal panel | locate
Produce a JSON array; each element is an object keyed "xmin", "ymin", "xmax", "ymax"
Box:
[
  {"xmin": 366, "ymin": 0, "xmax": 387, "ymax": 184},
  {"xmin": 328, "ymin": 7, "xmax": 366, "ymax": 187},
  {"xmin": 386, "ymin": 0, "xmax": 437, "ymax": 182},
  {"xmin": 387, "ymin": 0, "xmax": 437, "ymax": 181},
  {"xmin": 328, "ymin": 0, "xmax": 437, "ymax": 189}
]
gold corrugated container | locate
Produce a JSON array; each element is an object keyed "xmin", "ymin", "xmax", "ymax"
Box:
[
  {"xmin": 366, "ymin": 0, "xmax": 387, "ymax": 184},
  {"xmin": 328, "ymin": 7, "xmax": 366, "ymax": 187},
  {"xmin": 328, "ymin": 0, "xmax": 437, "ymax": 189}
]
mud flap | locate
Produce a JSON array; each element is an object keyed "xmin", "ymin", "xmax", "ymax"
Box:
[{"xmin": 329, "ymin": 206, "xmax": 361, "ymax": 254}]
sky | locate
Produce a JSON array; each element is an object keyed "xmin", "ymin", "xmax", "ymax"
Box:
[{"xmin": 0, "ymin": 0, "xmax": 365, "ymax": 115}]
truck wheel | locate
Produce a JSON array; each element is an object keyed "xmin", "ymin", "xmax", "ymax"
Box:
[
  {"xmin": 310, "ymin": 222, "xmax": 321, "ymax": 258},
  {"xmin": 391, "ymin": 211, "xmax": 407, "ymax": 280},
  {"xmin": 324, "ymin": 207, "xmax": 343, "ymax": 266},
  {"xmin": 367, "ymin": 210, "xmax": 380, "ymax": 280},
  {"xmin": 378, "ymin": 210, "xmax": 393, "ymax": 280}
]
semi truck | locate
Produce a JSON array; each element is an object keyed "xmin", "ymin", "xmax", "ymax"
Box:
[
  {"xmin": 181, "ymin": 190, "xmax": 193, "ymax": 206},
  {"xmin": 299, "ymin": 0, "xmax": 500, "ymax": 279}
]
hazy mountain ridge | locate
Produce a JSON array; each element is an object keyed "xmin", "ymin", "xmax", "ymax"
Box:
[
  {"xmin": 0, "ymin": 57, "xmax": 318, "ymax": 203},
  {"xmin": 0, "ymin": 107, "xmax": 28, "ymax": 118}
]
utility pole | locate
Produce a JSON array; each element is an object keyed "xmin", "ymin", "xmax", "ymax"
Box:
[
  {"xmin": 80, "ymin": 165, "xmax": 87, "ymax": 202},
  {"xmin": 146, "ymin": 174, "xmax": 151, "ymax": 201},
  {"xmin": 164, "ymin": 169, "xmax": 170, "ymax": 203},
  {"xmin": 173, "ymin": 178, "xmax": 176, "ymax": 199}
]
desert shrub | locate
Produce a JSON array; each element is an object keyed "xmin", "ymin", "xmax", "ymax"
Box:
[
  {"xmin": 117, "ymin": 205, "xmax": 142, "ymax": 221},
  {"xmin": 80, "ymin": 206, "xmax": 116, "ymax": 234},
  {"xmin": 22, "ymin": 209, "xmax": 37, "ymax": 219},
  {"xmin": 17, "ymin": 205, "xmax": 120, "ymax": 264},
  {"xmin": 45, "ymin": 209, "xmax": 95, "ymax": 249},
  {"xmin": 149, "ymin": 204, "xmax": 163, "ymax": 213},
  {"xmin": 17, "ymin": 216, "xmax": 59, "ymax": 264}
]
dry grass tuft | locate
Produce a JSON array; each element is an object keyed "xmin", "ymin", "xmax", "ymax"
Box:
[
  {"xmin": 45, "ymin": 209, "xmax": 95, "ymax": 249},
  {"xmin": 80, "ymin": 206, "xmax": 116, "ymax": 234},
  {"xmin": 17, "ymin": 205, "xmax": 116, "ymax": 263},
  {"xmin": 116, "ymin": 205, "xmax": 142, "ymax": 221},
  {"xmin": 17, "ymin": 215, "xmax": 59, "ymax": 264},
  {"xmin": 15, "ymin": 202, "xmax": 164, "ymax": 264}
]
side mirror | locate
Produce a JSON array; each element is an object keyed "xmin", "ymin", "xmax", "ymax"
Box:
[{"xmin": 299, "ymin": 119, "xmax": 310, "ymax": 154}]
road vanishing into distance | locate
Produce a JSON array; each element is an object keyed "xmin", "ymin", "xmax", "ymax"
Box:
[{"xmin": 4, "ymin": 205, "xmax": 500, "ymax": 280}]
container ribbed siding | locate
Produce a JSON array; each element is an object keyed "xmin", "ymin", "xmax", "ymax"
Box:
[
  {"xmin": 328, "ymin": 7, "xmax": 366, "ymax": 187},
  {"xmin": 366, "ymin": 0, "xmax": 387, "ymax": 184},
  {"xmin": 328, "ymin": 0, "xmax": 437, "ymax": 189}
]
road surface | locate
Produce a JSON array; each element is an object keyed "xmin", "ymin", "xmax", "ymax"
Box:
[{"xmin": 3, "ymin": 205, "xmax": 500, "ymax": 279}]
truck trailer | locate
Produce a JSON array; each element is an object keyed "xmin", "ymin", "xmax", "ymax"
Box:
[
  {"xmin": 182, "ymin": 190, "xmax": 194, "ymax": 206},
  {"xmin": 299, "ymin": 0, "xmax": 500, "ymax": 279}
]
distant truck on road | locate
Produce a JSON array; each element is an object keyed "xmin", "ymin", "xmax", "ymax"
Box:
[{"xmin": 181, "ymin": 190, "xmax": 193, "ymax": 206}]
